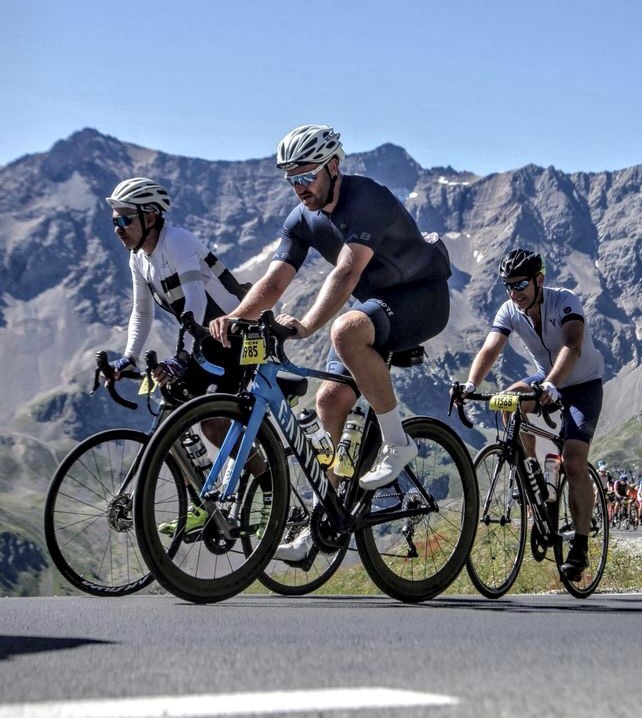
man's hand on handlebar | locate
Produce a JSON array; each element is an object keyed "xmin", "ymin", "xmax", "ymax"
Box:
[
  {"xmin": 153, "ymin": 351, "xmax": 188, "ymax": 387},
  {"xmin": 209, "ymin": 315, "xmax": 235, "ymax": 347},
  {"xmin": 450, "ymin": 380, "xmax": 475, "ymax": 406},
  {"xmin": 275, "ymin": 313, "xmax": 311, "ymax": 339},
  {"xmin": 539, "ymin": 380, "xmax": 561, "ymax": 405},
  {"xmin": 107, "ymin": 355, "xmax": 136, "ymax": 381}
]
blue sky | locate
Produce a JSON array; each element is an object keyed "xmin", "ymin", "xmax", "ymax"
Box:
[{"xmin": 3, "ymin": 0, "xmax": 641, "ymax": 176}]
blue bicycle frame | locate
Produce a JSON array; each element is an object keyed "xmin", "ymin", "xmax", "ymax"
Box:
[{"xmin": 198, "ymin": 355, "xmax": 355, "ymax": 525}]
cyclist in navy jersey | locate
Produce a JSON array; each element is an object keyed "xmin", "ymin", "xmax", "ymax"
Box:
[
  {"xmin": 455, "ymin": 248, "xmax": 604, "ymax": 580},
  {"xmin": 210, "ymin": 124, "xmax": 451, "ymax": 560}
]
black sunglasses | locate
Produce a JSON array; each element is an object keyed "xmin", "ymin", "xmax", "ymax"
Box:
[
  {"xmin": 502, "ymin": 277, "xmax": 532, "ymax": 292},
  {"xmin": 112, "ymin": 213, "xmax": 139, "ymax": 229}
]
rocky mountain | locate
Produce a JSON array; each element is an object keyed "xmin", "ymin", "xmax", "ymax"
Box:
[{"xmin": 1, "ymin": 128, "xmax": 641, "ymax": 595}]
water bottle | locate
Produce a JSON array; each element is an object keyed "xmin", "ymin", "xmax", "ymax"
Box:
[
  {"xmin": 334, "ymin": 407, "xmax": 366, "ymax": 478},
  {"xmin": 181, "ymin": 431, "xmax": 212, "ymax": 474},
  {"xmin": 544, "ymin": 452, "xmax": 561, "ymax": 503},
  {"xmin": 298, "ymin": 408, "xmax": 335, "ymax": 468}
]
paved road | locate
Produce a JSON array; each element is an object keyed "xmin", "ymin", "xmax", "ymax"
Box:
[{"xmin": 1, "ymin": 592, "xmax": 641, "ymax": 717}]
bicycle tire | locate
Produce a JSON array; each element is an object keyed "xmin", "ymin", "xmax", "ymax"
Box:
[
  {"xmin": 251, "ymin": 455, "xmax": 348, "ymax": 596},
  {"xmin": 44, "ymin": 428, "xmax": 186, "ymax": 596},
  {"xmin": 465, "ymin": 443, "xmax": 527, "ymax": 598},
  {"xmin": 134, "ymin": 395, "xmax": 289, "ymax": 603},
  {"xmin": 355, "ymin": 416, "xmax": 478, "ymax": 602},
  {"xmin": 554, "ymin": 464, "xmax": 609, "ymax": 598}
]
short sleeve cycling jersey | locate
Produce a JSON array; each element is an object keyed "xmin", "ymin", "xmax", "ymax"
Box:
[
  {"xmin": 273, "ymin": 175, "xmax": 451, "ymax": 301},
  {"xmin": 613, "ymin": 480, "xmax": 628, "ymax": 498},
  {"xmin": 491, "ymin": 286, "xmax": 604, "ymax": 387},
  {"xmin": 125, "ymin": 224, "xmax": 243, "ymax": 361}
]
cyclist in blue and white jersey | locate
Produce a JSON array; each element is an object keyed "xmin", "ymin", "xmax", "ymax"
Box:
[
  {"xmin": 457, "ymin": 248, "xmax": 604, "ymax": 580},
  {"xmin": 106, "ymin": 177, "xmax": 250, "ymax": 535},
  {"xmin": 210, "ymin": 124, "xmax": 451, "ymax": 560}
]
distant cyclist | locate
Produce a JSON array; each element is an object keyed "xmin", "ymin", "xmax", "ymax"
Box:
[
  {"xmin": 613, "ymin": 473, "xmax": 629, "ymax": 502},
  {"xmin": 455, "ymin": 248, "xmax": 604, "ymax": 581},
  {"xmin": 106, "ymin": 177, "xmax": 249, "ymax": 533},
  {"xmin": 596, "ymin": 460, "xmax": 612, "ymax": 491},
  {"xmin": 210, "ymin": 124, "xmax": 451, "ymax": 560}
]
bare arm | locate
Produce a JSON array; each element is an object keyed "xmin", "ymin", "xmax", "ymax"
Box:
[
  {"xmin": 467, "ymin": 331, "xmax": 508, "ymax": 388},
  {"xmin": 290, "ymin": 243, "xmax": 374, "ymax": 338},
  {"xmin": 209, "ymin": 260, "xmax": 296, "ymax": 345}
]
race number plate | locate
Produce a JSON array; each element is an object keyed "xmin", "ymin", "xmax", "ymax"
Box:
[
  {"xmin": 240, "ymin": 336, "xmax": 267, "ymax": 365},
  {"xmin": 489, "ymin": 393, "xmax": 518, "ymax": 412},
  {"xmin": 138, "ymin": 375, "xmax": 158, "ymax": 395}
]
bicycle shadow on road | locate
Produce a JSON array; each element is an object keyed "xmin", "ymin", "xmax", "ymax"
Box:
[
  {"xmin": 0, "ymin": 635, "xmax": 113, "ymax": 661},
  {"xmin": 213, "ymin": 594, "xmax": 642, "ymax": 614}
]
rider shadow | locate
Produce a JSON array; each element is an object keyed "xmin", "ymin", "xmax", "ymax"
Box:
[
  {"xmin": 0, "ymin": 635, "xmax": 113, "ymax": 661},
  {"xmin": 426, "ymin": 595, "xmax": 642, "ymax": 614},
  {"xmin": 214, "ymin": 594, "xmax": 642, "ymax": 614}
]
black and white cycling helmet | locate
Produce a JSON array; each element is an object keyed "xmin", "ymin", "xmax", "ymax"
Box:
[
  {"xmin": 106, "ymin": 177, "xmax": 171, "ymax": 214},
  {"xmin": 499, "ymin": 248, "xmax": 545, "ymax": 280},
  {"xmin": 276, "ymin": 124, "xmax": 345, "ymax": 170}
]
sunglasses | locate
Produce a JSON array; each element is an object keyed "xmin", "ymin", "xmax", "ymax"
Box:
[
  {"xmin": 112, "ymin": 213, "xmax": 139, "ymax": 229},
  {"xmin": 284, "ymin": 158, "xmax": 331, "ymax": 187},
  {"xmin": 502, "ymin": 277, "xmax": 532, "ymax": 292}
]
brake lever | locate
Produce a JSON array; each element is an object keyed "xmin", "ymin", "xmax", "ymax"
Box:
[
  {"xmin": 92, "ymin": 350, "xmax": 138, "ymax": 411},
  {"xmin": 448, "ymin": 382, "xmax": 473, "ymax": 429}
]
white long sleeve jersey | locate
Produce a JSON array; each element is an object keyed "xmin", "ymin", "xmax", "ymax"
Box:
[{"xmin": 124, "ymin": 224, "xmax": 242, "ymax": 362}]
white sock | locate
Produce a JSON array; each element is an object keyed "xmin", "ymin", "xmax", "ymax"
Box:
[{"xmin": 376, "ymin": 406, "xmax": 407, "ymax": 446}]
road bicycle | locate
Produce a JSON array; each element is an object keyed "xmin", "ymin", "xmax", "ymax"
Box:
[
  {"xmin": 43, "ymin": 343, "xmax": 326, "ymax": 597},
  {"xmin": 44, "ymin": 333, "xmax": 347, "ymax": 597},
  {"xmin": 611, "ymin": 495, "xmax": 639, "ymax": 530},
  {"xmin": 133, "ymin": 310, "xmax": 478, "ymax": 604},
  {"xmin": 451, "ymin": 384, "xmax": 609, "ymax": 599},
  {"xmin": 44, "ymin": 349, "xmax": 187, "ymax": 596}
]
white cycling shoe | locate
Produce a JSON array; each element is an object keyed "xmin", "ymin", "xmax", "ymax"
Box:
[
  {"xmin": 273, "ymin": 527, "xmax": 313, "ymax": 562},
  {"xmin": 359, "ymin": 435, "xmax": 418, "ymax": 490}
]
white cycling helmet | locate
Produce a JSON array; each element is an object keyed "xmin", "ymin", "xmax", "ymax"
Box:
[
  {"xmin": 106, "ymin": 177, "xmax": 171, "ymax": 214},
  {"xmin": 276, "ymin": 124, "xmax": 345, "ymax": 170}
]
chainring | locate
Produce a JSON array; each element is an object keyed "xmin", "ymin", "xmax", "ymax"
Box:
[{"xmin": 309, "ymin": 503, "xmax": 350, "ymax": 554}]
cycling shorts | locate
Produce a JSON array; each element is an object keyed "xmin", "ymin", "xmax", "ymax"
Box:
[
  {"xmin": 522, "ymin": 375, "xmax": 603, "ymax": 445},
  {"xmin": 326, "ymin": 278, "xmax": 449, "ymax": 377}
]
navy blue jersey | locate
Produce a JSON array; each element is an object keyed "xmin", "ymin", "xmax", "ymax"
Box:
[{"xmin": 273, "ymin": 175, "xmax": 451, "ymax": 301}]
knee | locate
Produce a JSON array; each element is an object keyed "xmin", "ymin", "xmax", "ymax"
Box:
[
  {"xmin": 331, "ymin": 312, "xmax": 373, "ymax": 357},
  {"xmin": 317, "ymin": 382, "xmax": 355, "ymax": 416}
]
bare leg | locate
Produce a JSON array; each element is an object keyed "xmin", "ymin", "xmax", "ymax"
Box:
[{"xmin": 561, "ymin": 439, "xmax": 593, "ymax": 536}]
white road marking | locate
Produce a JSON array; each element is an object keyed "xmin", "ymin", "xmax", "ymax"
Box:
[{"xmin": 0, "ymin": 687, "xmax": 459, "ymax": 717}]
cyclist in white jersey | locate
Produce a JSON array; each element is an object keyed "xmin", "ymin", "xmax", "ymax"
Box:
[
  {"xmin": 106, "ymin": 177, "xmax": 250, "ymax": 535},
  {"xmin": 456, "ymin": 248, "xmax": 604, "ymax": 581},
  {"xmin": 106, "ymin": 177, "xmax": 247, "ymax": 392}
]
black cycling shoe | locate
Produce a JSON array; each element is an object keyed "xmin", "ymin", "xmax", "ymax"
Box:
[{"xmin": 560, "ymin": 540, "xmax": 588, "ymax": 581}]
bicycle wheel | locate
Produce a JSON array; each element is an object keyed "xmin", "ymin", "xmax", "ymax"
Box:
[
  {"xmin": 134, "ymin": 395, "xmax": 289, "ymax": 603},
  {"xmin": 252, "ymin": 453, "xmax": 348, "ymax": 596},
  {"xmin": 465, "ymin": 444, "xmax": 527, "ymax": 598},
  {"xmin": 355, "ymin": 416, "xmax": 478, "ymax": 602},
  {"xmin": 554, "ymin": 464, "xmax": 609, "ymax": 598},
  {"xmin": 44, "ymin": 428, "xmax": 185, "ymax": 596}
]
